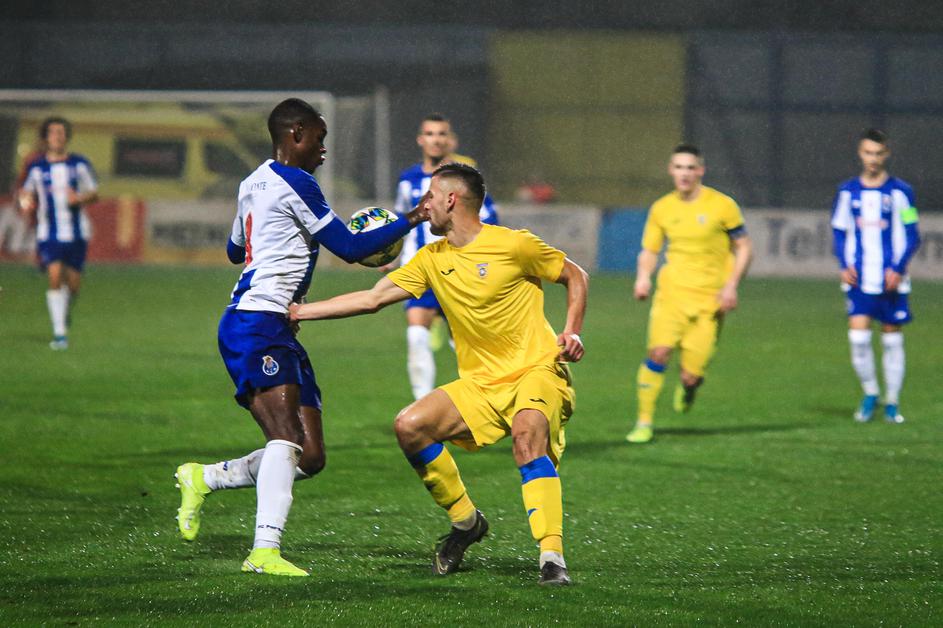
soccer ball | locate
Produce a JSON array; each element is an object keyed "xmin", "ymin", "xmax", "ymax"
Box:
[{"xmin": 346, "ymin": 207, "xmax": 404, "ymax": 268}]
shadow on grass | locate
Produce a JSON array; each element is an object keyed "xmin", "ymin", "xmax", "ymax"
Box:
[
  {"xmin": 655, "ymin": 421, "xmax": 816, "ymax": 437},
  {"xmin": 566, "ymin": 421, "xmax": 814, "ymax": 454}
]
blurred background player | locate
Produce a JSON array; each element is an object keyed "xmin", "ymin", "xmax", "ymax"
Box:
[
  {"xmin": 393, "ymin": 113, "xmax": 499, "ymax": 399},
  {"xmin": 831, "ymin": 129, "xmax": 921, "ymax": 424},
  {"xmin": 627, "ymin": 144, "xmax": 753, "ymax": 444},
  {"xmin": 18, "ymin": 117, "xmax": 99, "ymax": 350},
  {"xmin": 174, "ymin": 98, "xmax": 428, "ymax": 577},
  {"xmin": 292, "ymin": 163, "xmax": 588, "ymax": 586}
]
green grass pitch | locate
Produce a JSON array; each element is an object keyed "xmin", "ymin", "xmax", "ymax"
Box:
[{"xmin": 0, "ymin": 264, "xmax": 939, "ymax": 625}]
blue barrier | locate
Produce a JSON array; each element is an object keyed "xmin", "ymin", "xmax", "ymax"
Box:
[{"xmin": 597, "ymin": 207, "xmax": 648, "ymax": 272}]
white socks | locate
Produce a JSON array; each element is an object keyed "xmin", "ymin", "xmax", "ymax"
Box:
[
  {"xmin": 407, "ymin": 324, "xmax": 435, "ymax": 400},
  {"xmin": 848, "ymin": 329, "xmax": 880, "ymax": 396},
  {"xmin": 849, "ymin": 329, "xmax": 907, "ymax": 404},
  {"xmin": 203, "ymin": 448, "xmax": 310, "ymax": 491},
  {"xmin": 46, "ymin": 287, "xmax": 70, "ymax": 337},
  {"xmin": 539, "ymin": 551, "xmax": 567, "ymax": 569},
  {"xmin": 881, "ymin": 332, "xmax": 905, "ymax": 405},
  {"xmin": 253, "ymin": 439, "xmax": 302, "ymax": 550}
]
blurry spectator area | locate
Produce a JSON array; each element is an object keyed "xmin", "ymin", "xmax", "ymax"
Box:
[
  {"xmin": 686, "ymin": 32, "xmax": 943, "ymax": 210},
  {"xmin": 1, "ymin": 25, "xmax": 941, "ymax": 210}
]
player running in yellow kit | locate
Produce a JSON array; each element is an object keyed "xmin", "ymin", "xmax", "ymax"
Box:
[
  {"xmin": 627, "ymin": 144, "xmax": 753, "ymax": 444},
  {"xmin": 291, "ymin": 162, "xmax": 589, "ymax": 585}
]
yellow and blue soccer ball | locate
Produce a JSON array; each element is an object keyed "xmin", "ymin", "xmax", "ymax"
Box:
[{"xmin": 347, "ymin": 207, "xmax": 404, "ymax": 268}]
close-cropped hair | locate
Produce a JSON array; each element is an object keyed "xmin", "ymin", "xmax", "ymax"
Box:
[
  {"xmin": 40, "ymin": 116, "xmax": 72, "ymax": 141},
  {"xmin": 422, "ymin": 112, "xmax": 449, "ymax": 125},
  {"xmin": 672, "ymin": 143, "xmax": 701, "ymax": 158},
  {"xmin": 860, "ymin": 128, "xmax": 888, "ymax": 145},
  {"xmin": 267, "ymin": 98, "xmax": 322, "ymax": 144},
  {"xmin": 431, "ymin": 162, "xmax": 485, "ymax": 207}
]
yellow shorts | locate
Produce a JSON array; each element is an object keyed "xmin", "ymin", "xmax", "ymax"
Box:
[
  {"xmin": 647, "ymin": 289, "xmax": 723, "ymax": 377},
  {"xmin": 440, "ymin": 363, "xmax": 575, "ymax": 465}
]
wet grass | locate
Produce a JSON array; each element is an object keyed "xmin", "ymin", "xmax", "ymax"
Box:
[{"xmin": 0, "ymin": 265, "xmax": 940, "ymax": 625}]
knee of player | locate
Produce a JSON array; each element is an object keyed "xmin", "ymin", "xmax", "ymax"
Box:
[
  {"xmin": 511, "ymin": 425, "xmax": 548, "ymax": 462},
  {"xmin": 393, "ymin": 407, "xmax": 424, "ymax": 442},
  {"xmin": 393, "ymin": 404, "xmax": 436, "ymax": 446},
  {"xmin": 647, "ymin": 347, "xmax": 672, "ymax": 365},
  {"xmin": 298, "ymin": 449, "xmax": 326, "ymax": 476}
]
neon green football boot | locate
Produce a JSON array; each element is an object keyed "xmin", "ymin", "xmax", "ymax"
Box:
[
  {"xmin": 626, "ymin": 423, "xmax": 654, "ymax": 444},
  {"xmin": 175, "ymin": 462, "xmax": 210, "ymax": 541},
  {"xmin": 429, "ymin": 317, "xmax": 449, "ymax": 353},
  {"xmin": 241, "ymin": 548, "xmax": 310, "ymax": 577}
]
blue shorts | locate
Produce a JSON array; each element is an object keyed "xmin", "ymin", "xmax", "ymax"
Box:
[
  {"xmin": 845, "ymin": 287, "xmax": 912, "ymax": 325},
  {"xmin": 218, "ymin": 308, "xmax": 322, "ymax": 410},
  {"xmin": 404, "ymin": 288, "xmax": 443, "ymax": 313},
  {"xmin": 38, "ymin": 240, "xmax": 87, "ymax": 271}
]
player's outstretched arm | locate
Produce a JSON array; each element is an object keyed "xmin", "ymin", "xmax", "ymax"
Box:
[
  {"xmin": 718, "ymin": 235, "xmax": 753, "ymax": 312},
  {"xmin": 290, "ymin": 276, "xmax": 412, "ymax": 322},
  {"xmin": 316, "ymin": 193, "xmax": 431, "ymax": 264},
  {"xmin": 554, "ymin": 258, "xmax": 589, "ymax": 362}
]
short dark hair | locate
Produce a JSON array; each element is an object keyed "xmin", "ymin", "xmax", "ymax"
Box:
[
  {"xmin": 860, "ymin": 128, "xmax": 888, "ymax": 145},
  {"xmin": 431, "ymin": 162, "xmax": 485, "ymax": 209},
  {"xmin": 267, "ymin": 98, "xmax": 322, "ymax": 144},
  {"xmin": 672, "ymin": 143, "xmax": 701, "ymax": 158},
  {"xmin": 422, "ymin": 113, "xmax": 449, "ymax": 125},
  {"xmin": 40, "ymin": 116, "xmax": 71, "ymax": 141}
]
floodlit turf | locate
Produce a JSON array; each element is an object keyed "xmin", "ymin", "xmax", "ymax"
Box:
[{"xmin": 0, "ymin": 264, "xmax": 940, "ymax": 625}]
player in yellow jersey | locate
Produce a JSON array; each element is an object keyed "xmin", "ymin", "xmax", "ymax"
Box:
[
  {"xmin": 291, "ymin": 162, "xmax": 589, "ymax": 586},
  {"xmin": 626, "ymin": 144, "xmax": 753, "ymax": 444}
]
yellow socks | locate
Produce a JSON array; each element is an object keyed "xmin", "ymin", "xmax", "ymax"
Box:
[
  {"xmin": 636, "ymin": 359, "xmax": 667, "ymax": 424},
  {"xmin": 407, "ymin": 443, "xmax": 476, "ymax": 524},
  {"xmin": 520, "ymin": 456, "xmax": 564, "ymax": 555}
]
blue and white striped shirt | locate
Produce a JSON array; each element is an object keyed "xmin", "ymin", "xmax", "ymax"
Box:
[
  {"xmin": 23, "ymin": 154, "xmax": 97, "ymax": 244},
  {"xmin": 831, "ymin": 176, "xmax": 920, "ymax": 295}
]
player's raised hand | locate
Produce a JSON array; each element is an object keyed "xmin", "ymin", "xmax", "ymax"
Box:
[
  {"xmin": 557, "ymin": 332, "xmax": 584, "ymax": 362},
  {"xmin": 840, "ymin": 266, "xmax": 858, "ymax": 287},
  {"xmin": 884, "ymin": 268, "xmax": 902, "ymax": 292},
  {"xmin": 405, "ymin": 191, "xmax": 432, "ymax": 225},
  {"xmin": 633, "ymin": 276, "xmax": 651, "ymax": 301},
  {"xmin": 718, "ymin": 283, "xmax": 738, "ymax": 312}
]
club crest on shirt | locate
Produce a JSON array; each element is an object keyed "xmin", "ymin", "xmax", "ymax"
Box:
[
  {"xmin": 476, "ymin": 262, "xmax": 488, "ymax": 278},
  {"xmin": 262, "ymin": 355, "xmax": 279, "ymax": 376},
  {"xmin": 697, "ymin": 214, "xmax": 707, "ymax": 224},
  {"xmin": 882, "ymin": 195, "xmax": 892, "ymax": 212}
]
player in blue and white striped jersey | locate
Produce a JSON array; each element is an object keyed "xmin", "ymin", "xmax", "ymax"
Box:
[
  {"xmin": 18, "ymin": 117, "xmax": 99, "ymax": 350},
  {"xmin": 831, "ymin": 129, "xmax": 921, "ymax": 424},
  {"xmin": 393, "ymin": 114, "xmax": 499, "ymax": 400},
  {"xmin": 174, "ymin": 99, "xmax": 428, "ymax": 577}
]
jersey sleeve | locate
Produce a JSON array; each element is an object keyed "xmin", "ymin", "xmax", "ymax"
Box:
[
  {"xmin": 516, "ymin": 229, "xmax": 566, "ymax": 282},
  {"xmin": 721, "ymin": 197, "xmax": 747, "ymax": 237},
  {"xmin": 892, "ymin": 184, "xmax": 921, "ymax": 273},
  {"xmin": 280, "ymin": 170, "xmax": 337, "ymax": 236},
  {"xmin": 896, "ymin": 185, "xmax": 919, "ymax": 225},
  {"xmin": 21, "ymin": 166, "xmax": 40, "ymax": 194},
  {"xmin": 830, "ymin": 188, "xmax": 853, "ymax": 230},
  {"xmin": 387, "ymin": 246, "xmax": 431, "ymax": 298},
  {"xmin": 640, "ymin": 203, "xmax": 664, "ymax": 252},
  {"xmin": 75, "ymin": 158, "xmax": 98, "ymax": 193},
  {"xmin": 230, "ymin": 215, "xmax": 245, "ymax": 247}
]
